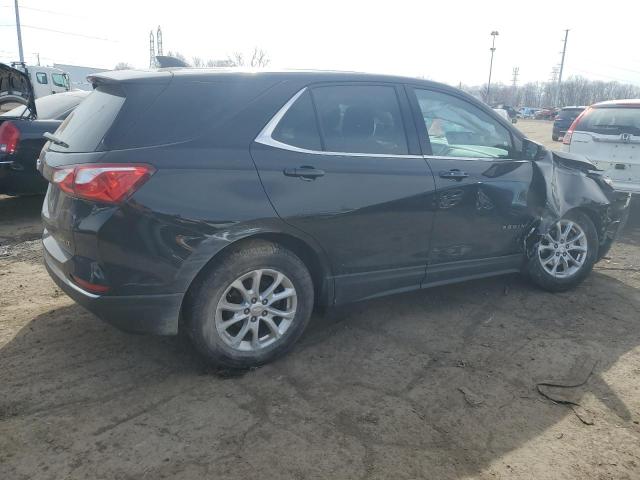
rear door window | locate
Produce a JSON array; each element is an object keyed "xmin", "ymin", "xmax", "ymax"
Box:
[
  {"xmin": 412, "ymin": 88, "xmax": 513, "ymax": 158},
  {"xmin": 272, "ymin": 90, "xmax": 322, "ymax": 150},
  {"xmin": 36, "ymin": 72, "xmax": 48, "ymax": 84},
  {"xmin": 577, "ymin": 107, "xmax": 640, "ymax": 136},
  {"xmin": 311, "ymin": 85, "xmax": 408, "ymax": 155}
]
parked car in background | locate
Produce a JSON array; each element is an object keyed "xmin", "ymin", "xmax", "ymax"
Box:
[
  {"xmin": 493, "ymin": 104, "xmax": 518, "ymax": 123},
  {"xmin": 518, "ymin": 107, "xmax": 537, "ymax": 119},
  {"xmin": 38, "ymin": 69, "xmax": 630, "ymax": 368},
  {"xmin": 493, "ymin": 107, "xmax": 510, "ymax": 121},
  {"xmin": 563, "ymin": 99, "xmax": 640, "ymax": 194},
  {"xmin": 552, "ymin": 106, "xmax": 586, "ymax": 141},
  {"xmin": 535, "ymin": 108, "xmax": 558, "ymax": 120},
  {"xmin": 0, "ymin": 90, "xmax": 89, "ymax": 195},
  {"xmin": 0, "ymin": 63, "xmax": 71, "ymax": 114}
]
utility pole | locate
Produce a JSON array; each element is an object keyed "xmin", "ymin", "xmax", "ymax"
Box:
[
  {"xmin": 511, "ymin": 67, "xmax": 519, "ymax": 87},
  {"xmin": 149, "ymin": 30, "xmax": 156, "ymax": 68},
  {"xmin": 556, "ymin": 29, "xmax": 569, "ymax": 106},
  {"xmin": 14, "ymin": 0, "xmax": 24, "ymax": 64},
  {"xmin": 486, "ymin": 30, "xmax": 499, "ymax": 104},
  {"xmin": 511, "ymin": 67, "xmax": 520, "ymax": 106},
  {"xmin": 156, "ymin": 26, "xmax": 163, "ymax": 56}
]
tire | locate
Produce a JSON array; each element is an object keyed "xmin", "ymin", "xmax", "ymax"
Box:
[
  {"xmin": 527, "ymin": 211, "xmax": 598, "ymax": 292},
  {"xmin": 185, "ymin": 240, "xmax": 314, "ymax": 368},
  {"xmin": 552, "ymin": 134, "xmax": 559, "ymax": 141}
]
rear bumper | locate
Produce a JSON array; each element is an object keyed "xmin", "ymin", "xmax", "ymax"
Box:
[{"xmin": 44, "ymin": 239, "xmax": 182, "ymax": 335}]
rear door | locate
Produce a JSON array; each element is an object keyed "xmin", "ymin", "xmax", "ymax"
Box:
[
  {"xmin": 251, "ymin": 83, "xmax": 437, "ymax": 304},
  {"xmin": 569, "ymin": 105, "xmax": 640, "ymax": 193},
  {"xmin": 406, "ymin": 86, "xmax": 536, "ymax": 284}
]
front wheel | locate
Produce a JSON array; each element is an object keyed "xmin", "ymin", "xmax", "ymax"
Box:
[
  {"xmin": 527, "ymin": 211, "xmax": 598, "ymax": 292},
  {"xmin": 552, "ymin": 134, "xmax": 559, "ymax": 141},
  {"xmin": 185, "ymin": 240, "xmax": 314, "ymax": 368}
]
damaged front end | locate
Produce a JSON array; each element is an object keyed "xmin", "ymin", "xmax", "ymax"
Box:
[{"xmin": 524, "ymin": 147, "xmax": 631, "ymax": 261}]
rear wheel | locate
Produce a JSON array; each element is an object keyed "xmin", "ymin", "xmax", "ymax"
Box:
[
  {"xmin": 552, "ymin": 134, "xmax": 559, "ymax": 141},
  {"xmin": 527, "ymin": 211, "xmax": 598, "ymax": 292},
  {"xmin": 185, "ymin": 240, "xmax": 314, "ymax": 368}
]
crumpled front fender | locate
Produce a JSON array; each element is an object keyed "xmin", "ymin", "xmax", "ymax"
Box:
[{"xmin": 524, "ymin": 149, "xmax": 631, "ymax": 259}]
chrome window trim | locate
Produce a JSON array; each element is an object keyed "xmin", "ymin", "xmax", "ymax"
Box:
[
  {"xmin": 422, "ymin": 155, "xmax": 513, "ymax": 161},
  {"xmin": 254, "ymin": 87, "xmax": 422, "ymax": 160}
]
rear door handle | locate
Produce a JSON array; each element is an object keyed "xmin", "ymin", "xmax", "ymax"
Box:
[
  {"xmin": 439, "ymin": 169, "xmax": 469, "ymax": 180},
  {"xmin": 283, "ymin": 166, "xmax": 325, "ymax": 180}
]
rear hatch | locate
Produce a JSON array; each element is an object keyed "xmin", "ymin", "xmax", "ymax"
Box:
[
  {"xmin": 0, "ymin": 63, "xmax": 36, "ymax": 119},
  {"xmin": 569, "ymin": 104, "xmax": 640, "ymax": 192}
]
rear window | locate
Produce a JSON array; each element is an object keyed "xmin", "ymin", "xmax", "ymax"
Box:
[
  {"xmin": 577, "ymin": 107, "xmax": 640, "ymax": 136},
  {"xmin": 49, "ymin": 86, "xmax": 125, "ymax": 153},
  {"xmin": 557, "ymin": 108, "xmax": 583, "ymax": 120}
]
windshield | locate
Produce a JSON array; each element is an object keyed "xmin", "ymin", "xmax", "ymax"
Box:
[
  {"xmin": 0, "ymin": 92, "xmax": 87, "ymax": 119},
  {"xmin": 578, "ymin": 107, "xmax": 640, "ymax": 136}
]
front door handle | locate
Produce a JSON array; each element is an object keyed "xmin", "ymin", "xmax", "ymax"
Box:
[
  {"xmin": 439, "ymin": 169, "xmax": 469, "ymax": 180},
  {"xmin": 283, "ymin": 166, "xmax": 325, "ymax": 180}
]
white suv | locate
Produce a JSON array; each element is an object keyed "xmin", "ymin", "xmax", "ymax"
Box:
[{"xmin": 563, "ymin": 99, "xmax": 640, "ymax": 194}]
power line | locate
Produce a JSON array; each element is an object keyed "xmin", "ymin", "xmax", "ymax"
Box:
[
  {"xmin": 0, "ymin": 4, "xmax": 87, "ymax": 18},
  {"xmin": 0, "ymin": 24, "xmax": 117, "ymax": 41}
]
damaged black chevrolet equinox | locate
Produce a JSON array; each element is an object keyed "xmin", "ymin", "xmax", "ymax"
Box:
[{"xmin": 39, "ymin": 69, "xmax": 630, "ymax": 367}]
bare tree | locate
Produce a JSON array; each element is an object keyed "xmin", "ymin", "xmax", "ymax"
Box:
[
  {"xmin": 463, "ymin": 76, "xmax": 640, "ymax": 108},
  {"xmin": 227, "ymin": 47, "xmax": 270, "ymax": 68},
  {"xmin": 192, "ymin": 56, "xmax": 204, "ymax": 68},
  {"xmin": 114, "ymin": 62, "xmax": 133, "ymax": 70}
]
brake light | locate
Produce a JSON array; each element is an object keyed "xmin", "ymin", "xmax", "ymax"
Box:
[
  {"xmin": 0, "ymin": 121, "xmax": 20, "ymax": 154},
  {"xmin": 51, "ymin": 163, "xmax": 155, "ymax": 203},
  {"xmin": 563, "ymin": 107, "xmax": 591, "ymax": 145}
]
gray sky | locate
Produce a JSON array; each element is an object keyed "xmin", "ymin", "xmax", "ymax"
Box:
[{"xmin": 1, "ymin": 0, "xmax": 639, "ymax": 87}]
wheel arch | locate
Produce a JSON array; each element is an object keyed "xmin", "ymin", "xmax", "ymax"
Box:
[
  {"xmin": 565, "ymin": 206, "xmax": 604, "ymax": 244},
  {"xmin": 179, "ymin": 230, "xmax": 334, "ymax": 328}
]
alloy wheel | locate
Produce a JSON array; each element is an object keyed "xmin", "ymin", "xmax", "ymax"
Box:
[
  {"xmin": 214, "ymin": 269, "xmax": 297, "ymax": 352},
  {"xmin": 537, "ymin": 219, "xmax": 588, "ymax": 278}
]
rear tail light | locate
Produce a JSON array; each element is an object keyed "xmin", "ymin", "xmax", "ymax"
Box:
[
  {"xmin": 51, "ymin": 163, "xmax": 155, "ymax": 203},
  {"xmin": 0, "ymin": 121, "xmax": 20, "ymax": 154},
  {"xmin": 563, "ymin": 107, "xmax": 591, "ymax": 145}
]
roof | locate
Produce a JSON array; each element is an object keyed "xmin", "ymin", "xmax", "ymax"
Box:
[
  {"xmin": 592, "ymin": 98, "xmax": 640, "ymax": 107},
  {"xmin": 87, "ymin": 67, "xmax": 449, "ymax": 90}
]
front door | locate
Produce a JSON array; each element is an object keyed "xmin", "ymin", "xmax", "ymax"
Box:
[
  {"xmin": 407, "ymin": 86, "xmax": 536, "ymax": 284},
  {"xmin": 251, "ymin": 83, "xmax": 437, "ymax": 304}
]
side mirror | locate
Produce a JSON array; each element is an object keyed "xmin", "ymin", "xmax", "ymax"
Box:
[{"xmin": 522, "ymin": 139, "xmax": 546, "ymax": 161}]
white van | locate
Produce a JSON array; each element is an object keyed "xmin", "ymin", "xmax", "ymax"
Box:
[
  {"xmin": 563, "ymin": 99, "xmax": 640, "ymax": 194},
  {"xmin": 24, "ymin": 65, "xmax": 71, "ymax": 98}
]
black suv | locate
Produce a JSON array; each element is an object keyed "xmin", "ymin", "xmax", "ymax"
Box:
[
  {"xmin": 552, "ymin": 106, "xmax": 586, "ymax": 141},
  {"xmin": 39, "ymin": 70, "xmax": 630, "ymax": 367}
]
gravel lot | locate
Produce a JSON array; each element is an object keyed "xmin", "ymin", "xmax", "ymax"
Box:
[{"xmin": 1, "ymin": 120, "xmax": 639, "ymax": 479}]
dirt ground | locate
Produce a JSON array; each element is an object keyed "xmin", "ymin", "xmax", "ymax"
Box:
[{"xmin": 1, "ymin": 120, "xmax": 639, "ymax": 479}]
